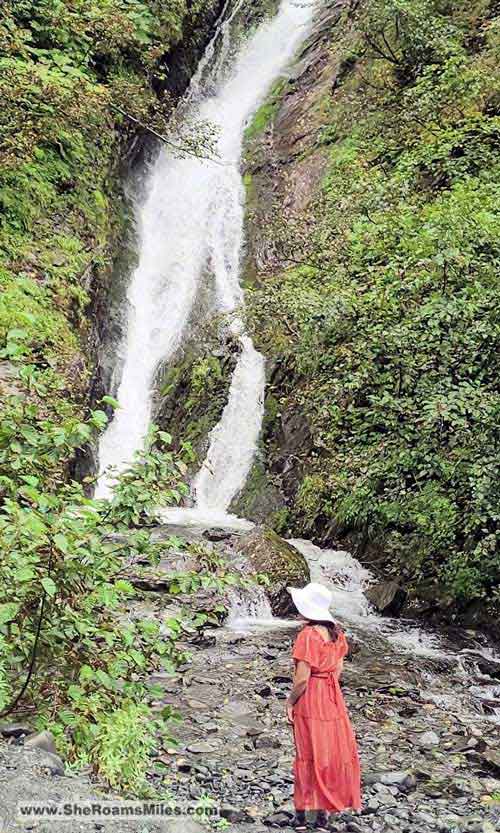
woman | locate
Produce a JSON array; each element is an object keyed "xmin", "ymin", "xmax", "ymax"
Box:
[{"xmin": 286, "ymin": 582, "xmax": 362, "ymax": 830}]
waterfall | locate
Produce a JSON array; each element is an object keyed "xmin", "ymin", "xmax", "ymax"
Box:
[{"xmin": 95, "ymin": 0, "xmax": 316, "ymax": 505}]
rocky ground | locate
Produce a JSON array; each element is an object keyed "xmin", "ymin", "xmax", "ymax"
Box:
[
  {"xmin": 2, "ymin": 610, "xmax": 499, "ymax": 833},
  {"xmin": 1, "ymin": 527, "xmax": 499, "ymax": 833},
  {"xmin": 146, "ymin": 617, "xmax": 500, "ymax": 833}
]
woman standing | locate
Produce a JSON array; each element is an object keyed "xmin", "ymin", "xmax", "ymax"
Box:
[{"xmin": 286, "ymin": 582, "xmax": 362, "ymax": 830}]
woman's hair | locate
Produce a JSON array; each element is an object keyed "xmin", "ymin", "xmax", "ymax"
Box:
[{"xmin": 305, "ymin": 619, "xmax": 340, "ymax": 641}]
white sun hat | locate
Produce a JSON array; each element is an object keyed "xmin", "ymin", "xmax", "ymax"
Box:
[{"xmin": 287, "ymin": 582, "xmax": 335, "ymax": 623}]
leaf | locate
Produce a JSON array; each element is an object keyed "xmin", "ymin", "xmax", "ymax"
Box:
[
  {"xmin": 17, "ymin": 567, "xmax": 35, "ymax": 582},
  {"xmin": 90, "ymin": 410, "xmax": 108, "ymax": 429},
  {"xmin": 102, "ymin": 396, "xmax": 120, "ymax": 410},
  {"xmin": 6, "ymin": 328, "xmax": 29, "ymax": 341},
  {"xmin": 67, "ymin": 685, "xmax": 84, "ymax": 700},
  {"xmin": 114, "ymin": 579, "xmax": 134, "ymax": 595},
  {"xmin": 0, "ymin": 602, "xmax": 20, "ymax": 626},
  {"xmin": 54, "ymin": 533, "xmax": 69, "ymax": 553},
  {"xmin": 79, "ymin": 665, "xmax": 95, "ymax": 683},
  {"xmin": 41, "ymin": 577, "xmax": 57, "ymax": 597}
]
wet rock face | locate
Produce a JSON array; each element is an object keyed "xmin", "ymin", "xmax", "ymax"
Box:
[
  {"xmin": 235, "ymin": 4, "xmax": 345, "ymax": 528},
  {"xmin": 233, "ymin": 526, "xmax": 310, "ymax": 616},
  {"xmin": 153, "ymin": 331, "xmax": 240, "ymax": 469},
  {"xmin": 366, "ymin": 580, "xmax": 407, "ymax": 617}
]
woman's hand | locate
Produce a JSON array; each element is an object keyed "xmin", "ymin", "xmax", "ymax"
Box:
[{"xmin": 287, "ymin": 660, "xmax": 310, "ymax": 724}]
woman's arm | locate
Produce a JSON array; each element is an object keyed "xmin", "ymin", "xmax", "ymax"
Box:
[{"xmin": 286, "ymin": 660, "xmax": 311, "ymax": 724}]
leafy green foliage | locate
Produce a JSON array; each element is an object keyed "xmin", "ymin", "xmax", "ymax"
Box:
[
  {"xmin": 0, "ymin": 369, "xmax": 257, "ymax": 793},
  {"xmin": 249, "ymin": 0, "xmax": 500, "ymax": 607},
  {"xmin": 0, "ymin": 396, "xmax": 185, "ymax": 785}
]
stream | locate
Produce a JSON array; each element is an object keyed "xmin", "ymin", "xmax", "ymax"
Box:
[{"xmin": 91, "ymin": 1, "xmax": 500, "ymax": 830}]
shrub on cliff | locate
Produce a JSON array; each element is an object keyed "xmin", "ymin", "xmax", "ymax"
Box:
[{"xmin": 248, "ymin": 0, "xmax": 500, "ymax": 611}]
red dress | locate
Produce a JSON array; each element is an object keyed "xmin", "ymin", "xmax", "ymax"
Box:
[{"xmin": 292, "ymin": 625, "xmax": 362, "ymax": 812}]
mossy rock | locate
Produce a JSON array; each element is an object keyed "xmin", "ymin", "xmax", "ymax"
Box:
[{"xmin": 234, "ymin": 526, "xmax": 310, "ymax": 616}]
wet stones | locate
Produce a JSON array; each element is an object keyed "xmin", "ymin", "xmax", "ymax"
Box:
[
  {"xmin": 37, "ymin": 751, "xmax": 66, "ymax": 776},
  {"xmin": 24, "ymin": 730, "xmax": 58, "ymax": 755},
  {"xmin": 363, "ymin": 770, "xmax": 416, "ymax": 788},
  {"xmin": 186, "ymin": 741, "xmax": 219, "ymax": 754},
  {"xmin": 233, "ymin": 526, "xmax": 310, "ymax": 616},
  {"xmin": 0, "ymin": 723, "xmax": 33, "ymax": 739},
  {"xmin": 366, "ymin": 580, "xmax": 407, "ymax": 617}
]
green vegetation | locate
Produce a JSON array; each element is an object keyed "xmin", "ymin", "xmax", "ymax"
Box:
[
  {"xmin": 249, "ymin": 0, "xmax": 500, "ymax": 609},
  {"xmin": 0, "ymin": 0, "xmax": 236, "ymax": 793},
  {"xmin": 244, "ymin": 79, "xmax": 286, "ymax": 141},
  {"xmin": 0, "ymin": 399, "xmax": 251, "ymax": 792},
  {"xmin": 157, "ymin": 333, "xmax": 239, "ymax": 461}
]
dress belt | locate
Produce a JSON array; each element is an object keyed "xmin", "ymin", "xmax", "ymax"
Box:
[{"xmin": 310, "ymin": 670, "xmax": 339, "ymax": 705}]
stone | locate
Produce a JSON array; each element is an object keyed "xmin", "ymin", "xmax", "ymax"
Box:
[
  {"xmin": 478, "ymin": 749, "xmax": 500, "ymax": 775},
  {"xmin": 24, "ymin": 731, "xmax": 57, "ymax": 756},
  {"xmin": 233, "ymin": 527, "xmax": 310, "ymax": 616},
  {"xmin": 363, "ymin": 770, "xmax": 414, "ymax": 786},
  {"xmin": 246, "ymin": 726, "xmax": 265, "ymax": 736},
  {"xmin": 220, "ymin": 700, "xmax": 255, "ymax": 718},
  {"xmin": 254, "ymin": 736, "xmax": 281, "ymax": 749},
  {"xmin": 366, "ymin": 580, "xmax": 407, "ymax": 616},
  {"xmin": 377, "ymin": 792, "xmax": 397, "ymax": 807},
  {"xmin": 0, "ymin": 361, "xmax": 22, "ymax": 396},
  {"xmin": 414, "ymin": 810, "xmax": 437, "ymax": 824},
  {"xmin": 220, "ymin": 806, "xmax": 255, "ymax": 823},
  {"xmin": 203, "ymin": 529, "xmax": 231, "ymax": 542},
  {"xmin": 263, "ymin": 810, "xmax": 293, "ymax": 826},
  {"xmin": 0, "ymin": 723, "xmax": 33, "ymax": 739},
  {"xmin": 37, "ymin": 751, "xmax": 65, "ymax": 776},
  {"xmin": 164, "ymin": 821, "xmax": 205, "ymax": 833},
  {"xmin": 186, "ymin": 742, "xmax": 218, "ymax": 754},
  {"xmin": 417, "ymin": 730, "xmax": 440, "ymax": 747}
]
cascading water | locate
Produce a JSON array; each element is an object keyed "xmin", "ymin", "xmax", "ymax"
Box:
[{"xmin": 95, "ymin": 0, "xmax": 316, "ymax": 501}]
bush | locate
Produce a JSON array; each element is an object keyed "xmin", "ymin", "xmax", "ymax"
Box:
[{"xmin": 248, "ymin": 0, "xmax": 500, "ymax": 608}]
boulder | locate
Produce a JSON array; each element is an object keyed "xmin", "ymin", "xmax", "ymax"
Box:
[
  {"xmin": 366, "ymin": 579, "xmax": 407, "ymax": 616},
  {"xmin": 37, "ymin": 751, "xmax": 66, "ymax": 776},
  {"xmin": 0, "ymin": 723, "xmax": 33, "ymax": 739},
  {"xmin": 24, "ymin": 730, "xmax": 57, "ymax": 756},
  {"xmin": 233, "ymin": 527, "xmax": 310, "ymax": 616}
]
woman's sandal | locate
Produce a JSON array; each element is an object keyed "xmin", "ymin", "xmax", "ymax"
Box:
[
  {"xmin": 291, "ymin": 811, "xmax": 308, "ymax": 830},
  {"xmin": 313, "ymin": 810, "xmax": 330, "ymax": 831}
]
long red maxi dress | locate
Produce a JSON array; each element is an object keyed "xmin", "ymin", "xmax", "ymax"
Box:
[{"xmin": 291, "ymin": 624, "xmax": 362, "ymax": 812}]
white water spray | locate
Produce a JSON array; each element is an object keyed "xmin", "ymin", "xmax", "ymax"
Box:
[{"xmin": 96, "ymin": 0, "xmax": 316, "ymax": 504}]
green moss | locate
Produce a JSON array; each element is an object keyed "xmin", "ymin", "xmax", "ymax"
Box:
[
  {"xmin": 270, "ymin": 506, "xmax": 290, "ymax": 535},
  {"xmin": 243, "ymin": 171, "xmax": 254, "ymax": 196},
  {"xmin": 244, "ymin": 78, "xmax": 286, "ymax": 141}
]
